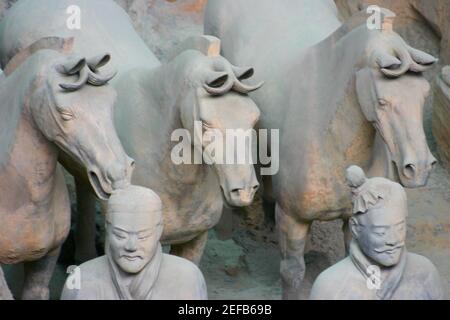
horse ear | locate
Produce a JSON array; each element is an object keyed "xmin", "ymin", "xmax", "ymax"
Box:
[
  {"xmin": 57, "ymin": 56, "xmax": 86, "ymax": 75},
  {"xmin": 58, "ymin": 56, "xmax": 89, "ymax": 91},
  {"xmin": 86, "ymin": 53, "xmax": 117, "ymax": 86},
  {"xmin": 349, "ymin": 217, "xmax": 360, "ymax": 239},
  {"xmin": 356, "ymin": 68, "xmax": 377, "ymax": 121},
  {"xmin": 407, "ymin": 45, "xmax": 438, "ymax": 73},
  {"xmin": 206, "ymin": 72, "xmax": 229, "ymax": 88},
  {"xmin": 232, "ymin": 66, "xmax": 254, "ymax": 81},
  {"xmin": 87, "ymin": 54, "xmax": 111, "ymax": 71}
]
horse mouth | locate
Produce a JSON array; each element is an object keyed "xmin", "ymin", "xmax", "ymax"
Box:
[{"xmin": 88, "ymin": 171, "xmax": 112, "ymax": 200}]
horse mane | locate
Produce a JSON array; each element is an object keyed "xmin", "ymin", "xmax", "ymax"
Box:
[
  {"xmin": 0, "ymin": 43, "xmax": 70, "ymax": 169},
  {"xmin": 3, "ymin": 36, "xmax": 74, "ymax": 76},
  {"xmin": 317, "ymin": 7, "xmax": 396, "ymax": 53}
]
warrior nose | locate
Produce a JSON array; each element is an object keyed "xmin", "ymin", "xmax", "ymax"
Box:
[{"xmin": 125, "ymin": 236, "xmax": 138, "ymax": 252}]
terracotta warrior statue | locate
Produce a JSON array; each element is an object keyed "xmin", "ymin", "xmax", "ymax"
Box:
[
  {"xmin": 61, "ymin": 185, "xmax": 207, "ymax": 300},
  {"xmin": 310, "ymin": 166, "xmax": 444, "ymax": 300}
]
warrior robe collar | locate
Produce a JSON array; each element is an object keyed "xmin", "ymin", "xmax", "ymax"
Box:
[{"xmin": 350, "ymin": 240, "xmax": 407, "ymax": 300}]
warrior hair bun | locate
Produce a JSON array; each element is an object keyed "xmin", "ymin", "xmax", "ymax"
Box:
[{"xmin": 345, "ymin": 165, "xmax": 367, "ymax": 188}]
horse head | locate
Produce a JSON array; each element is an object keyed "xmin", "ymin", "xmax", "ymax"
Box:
[
  {"xmin": 173, "ymin": 50, "xmax": 263, "ymax": 206},
  {"xmin": 30, "ymin": 52, "xmax": 134, "ymax": 199},
  {"xmin": 355, "ymin": 26, "xmax": 437, "ymax": 187}
]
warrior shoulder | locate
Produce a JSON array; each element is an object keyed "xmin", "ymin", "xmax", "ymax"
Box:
[
  {"xmin": 310, "ymin": 258, "xmax": 359, "ymax": 300},
  {"xmin": 406, "ymin": 252, "xmax": 440, "ymax": 276},
  {"xmin": 162, "ymin": 254, "xmax": 205, "ymax": 281}
]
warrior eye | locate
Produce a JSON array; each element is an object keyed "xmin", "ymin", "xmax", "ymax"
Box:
[{"xmin": 113, "ymin": 232, "xmax": 126, "ymax": 240}]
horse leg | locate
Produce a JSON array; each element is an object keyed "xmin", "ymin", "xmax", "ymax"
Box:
[
  {"xmin": 74, "ymin": 178, "xmax": 98, "ymax": 264},
  {"xmin": 276, "ymin": 203, "xmax": 310, "ymax": 300},
  {"xmin": 342, "ymin": 217, "xmax": 352, "ymax": 255},
  {"xmin": 0, "ymin": 265, "xmax": 13, "ymax": 300},
  {"xmin": 21, "ymin": 247, "xmax": 60, "ymax": 300},
  {"xmin": 170, "ymin": 231, "xmax": 208, "ymax": 265}
]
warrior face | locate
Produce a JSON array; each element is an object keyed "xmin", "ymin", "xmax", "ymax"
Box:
[
  {"xmin": 351, "ymin": 194, "xmax": 407, "ymax": 267},
  {"xmin": 106, "ymin": 186, "xmax": 163, "ymax": 274},
  {"xmin": 107, "ymin": 211, "xmax": 163, "ymax": 274}
]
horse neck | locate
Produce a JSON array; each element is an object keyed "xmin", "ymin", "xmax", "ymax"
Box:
[
  {"xmin": 0, "ymin": 75, "xmax": 57, "ymax": 174},
  {"xmin": 296, "ymin": 25, "xmax": 388, "ymax": 173}
]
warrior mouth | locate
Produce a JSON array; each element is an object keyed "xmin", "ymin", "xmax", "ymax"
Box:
[
  {"xmin": 375, "ymin": 246, "xmax": 404, "ymax": 254},
  {"xmin": 88, "ymin": 171, "xmax": 112, "ymax": 201},
  {"xmin": 122, "ymin": 256, "xmax": 143, "ymax": 261}
]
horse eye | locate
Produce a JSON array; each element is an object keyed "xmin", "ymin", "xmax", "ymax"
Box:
[
  {"xmin": 378, "ymin": 99, "xmax": 388, "ymax": 107},
  {"xmin": 57, "ymin": 107, "xmax": 75, "ymax": 121},
  {"xmin": 61, "ymin": 112, "xmax": 74, "ymax": 121}
]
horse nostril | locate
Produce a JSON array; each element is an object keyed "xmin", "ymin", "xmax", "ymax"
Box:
[
  {"xmin": 403, "ymin": 164, "xmax": 416, "ymax": 179},
  {"xmin": 230, "ymin": 188, "xmax": 241, "ymax": 195},
  {"xmin": 252, "ymin": 184, "xmax": 259, "ymax": 192},
  {"xmin": 430, "ymin": 159, "xmax": 438, "ymax": 168}
]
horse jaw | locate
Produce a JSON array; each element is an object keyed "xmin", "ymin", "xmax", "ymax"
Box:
[{"xmin": 366, "ymin": 131, "xmax": 397, "ymax": 181}]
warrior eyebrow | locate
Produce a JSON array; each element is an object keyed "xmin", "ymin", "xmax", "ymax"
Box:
[
  {"xmin": 112, "ymin": 226, "xmax": 128, "ymax": 233},
  {"xmin": 137, "ymin": 229, "xmax": 154, "ymax": 235},
  {"xmin": 112, "ymin": 226, "xmax": 155, "ymax": 234},
  {"xmin": 372, "ymin": 220, "xmax": 405, "ymax": 228},
  {"xmin": 371, "ymin": 225, "xmax": 388, "ymax": 229}
]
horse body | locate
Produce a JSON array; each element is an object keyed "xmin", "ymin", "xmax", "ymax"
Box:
[
  {"xmin": 273, "ymin": 25, "xmax": 375, "ymax": 221},
  {"xmin": 0, "ymin": 0, "xmax": 159, "ymax": 73},
  {"xmin": 0, "ymin": 55, "xmax": 69, "ymax": 264},
  {"xmin": 206, "ymin": 0, "xmax": 437, "ymax": 299}
]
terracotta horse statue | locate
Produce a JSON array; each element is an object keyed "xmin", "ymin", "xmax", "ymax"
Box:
[
  {"xmin": 205, "ymin": 0, "xmax": 438, "ymax": 299},
  {"xmin": 0, "ymin": 42, "xmax": 133, "ymax": 299},
  {"xmin": 0, "ymin": 0, "xmax": 263, "ymax": 265}
]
